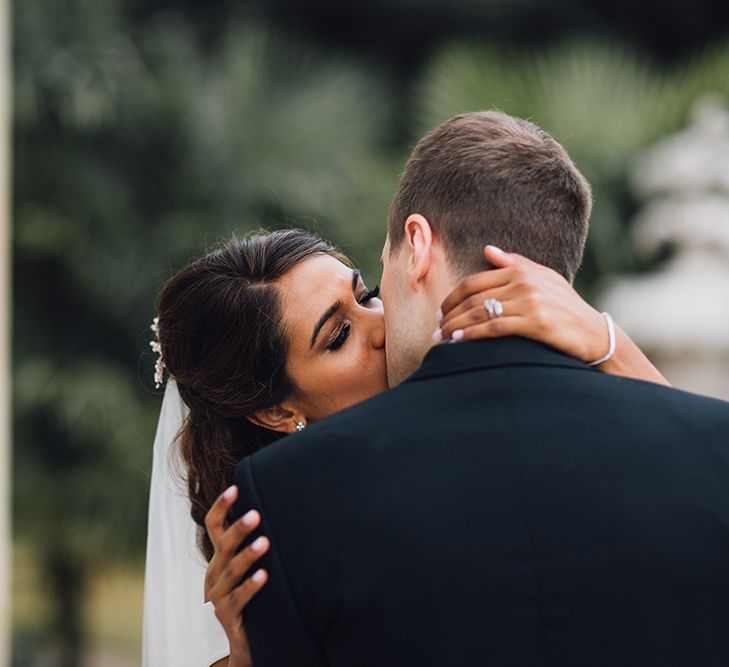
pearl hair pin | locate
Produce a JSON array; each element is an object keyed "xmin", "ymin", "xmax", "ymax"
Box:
[{"xmin": 150, "ymin": 317, "xmax": 166, "ymax": 388}]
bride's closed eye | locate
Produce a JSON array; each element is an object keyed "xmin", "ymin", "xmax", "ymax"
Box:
[
  {"xmin": 325, "ymin": 284, "xmax": 379, "ymax": 352},
  {"xmin": 311, "ymin": 268, "xmax": 380, "ymax": 352},
  {"xmin": 326, "ymin": 323, "xmax": 351, "ymax": 351}
]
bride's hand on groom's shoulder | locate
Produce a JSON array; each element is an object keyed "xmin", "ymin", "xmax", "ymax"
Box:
[
  {"xmin": 436, "ymin": 245, "xmax": 606, "ymax": 364},
  {"xmin": 205, "ymin": 485, "xmax": 270, "ymax": 667}
]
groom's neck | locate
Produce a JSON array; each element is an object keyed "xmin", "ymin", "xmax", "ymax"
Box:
[
  {"xmin": 416, "ymin": 263, "xmax": 459, "ymax": 350},
  {"xmin": 386, "ymin": 266, "xmax": 458, "ymax": 387}
]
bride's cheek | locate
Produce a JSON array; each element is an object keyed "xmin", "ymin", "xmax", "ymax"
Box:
[
  {"xmin": 354, "ymin": 333, "xmax": 372, "ymax": 369},
  {"xmin": 335, "ymin": 341, "xmax": 365, "ymax": 388}
]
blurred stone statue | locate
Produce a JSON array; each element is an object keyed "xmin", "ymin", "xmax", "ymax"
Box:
[{"xmin": 601, "ymin": 96, "xmax": 729, "ymax": 400}]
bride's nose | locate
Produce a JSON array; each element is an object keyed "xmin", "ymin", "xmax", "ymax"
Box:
[{"xmin": 366, "ymin": 311, "xmax": 386, "ymax": 350}]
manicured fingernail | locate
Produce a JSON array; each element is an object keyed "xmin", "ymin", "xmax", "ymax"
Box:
[
  {"xmin": 432, "ymin": 327, "xmax": 442, "ymax": 343},
  {"xmin": 451, "ymin": 329, "xmax": 464, "ymax": 342},
  {"xmin": 251, "ymin": 536, "xmax": 268, "ymax": 552},
  {"xmin": 435, "ymin": 308, "xmax": 443, "ymax": 323},
  {"xmin": 241, "ymin": 510, "xmax": 258, "ymax": 527},
  {"xmin": 486, "ymin": 245, "xmax": 504, "ymax": 255},
  {"xmin": 223, "ymin": 485, "xmax": 236, "ymax": 500},
  {"xmin": 252, "ymin": 569, "xmax": 267, "ymax": 584}
]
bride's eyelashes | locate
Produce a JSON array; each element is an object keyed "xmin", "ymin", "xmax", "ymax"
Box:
[
  {"xmin": 326, "ymin": 323, "xmax": 351, "ymax": 351},
  {"xmin": 357, "ymin": 285, "xmax": 380, "ymax": 304}
]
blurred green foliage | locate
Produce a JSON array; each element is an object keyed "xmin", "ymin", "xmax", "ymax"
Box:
[{"xmin": 11, "ymin": 0, "xmax": 729, "ymax": 663}]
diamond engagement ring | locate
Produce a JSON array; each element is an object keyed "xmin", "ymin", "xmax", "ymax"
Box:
[{"xmin": 484, "ymin": 298, "xmax": 504, "ymax": 319}]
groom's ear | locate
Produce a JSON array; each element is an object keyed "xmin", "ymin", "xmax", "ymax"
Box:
[
  {"xmin": 247, "ymin": 404, "xmax": 298, "ymax": 434},
  {"xmin": 403, "ymin": 213, "xmax": 434, "ymax": 291}
]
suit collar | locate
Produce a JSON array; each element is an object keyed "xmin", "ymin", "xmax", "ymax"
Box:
[{"xmin": 404, "ymin": 336, "xmax": 595, "ymax": 384}]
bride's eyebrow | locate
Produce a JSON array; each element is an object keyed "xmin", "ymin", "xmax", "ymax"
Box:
[{"xmin": 310, "ymin": 269, "xmax": 360, "ymax": 348}]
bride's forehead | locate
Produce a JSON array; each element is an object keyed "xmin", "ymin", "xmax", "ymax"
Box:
[
  {"xmin": 276, "ymin": 255, "xmax": 354, "ymax": 338},
  {"xmin": 280, "ymin": 254, "xmax": 352, "ymax": 289},
  {"xmin": 277, "ymin": 255, "xmax": 353, "ymax": 314}
]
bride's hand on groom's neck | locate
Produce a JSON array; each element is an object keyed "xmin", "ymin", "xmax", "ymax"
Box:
[
  {"xmin": 435, "ymin": 245, "xmax": 601, "ymax": 361},
  {"xmin": 434, "ymin": 246, "xmax": 668, "ymax": 386}
]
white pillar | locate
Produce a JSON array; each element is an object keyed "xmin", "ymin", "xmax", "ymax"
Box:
[{"xmin": 0, "ymin": 0, "xmax": 10, "ymax": 662}]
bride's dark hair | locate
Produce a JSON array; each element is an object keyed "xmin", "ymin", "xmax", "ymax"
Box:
[{"xmin": 156, "ymin": 229, "xmax": 348, "ymax": 560}]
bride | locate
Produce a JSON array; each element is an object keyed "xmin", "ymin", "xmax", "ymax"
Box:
[{"xmin": 142, "ymin": 229, "xmax": 667, "ymax": 667}]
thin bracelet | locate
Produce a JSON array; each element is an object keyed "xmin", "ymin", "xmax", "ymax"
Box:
[{"xmin": 588, "ymin": 312, "xmax": 617, "ymax": 367}]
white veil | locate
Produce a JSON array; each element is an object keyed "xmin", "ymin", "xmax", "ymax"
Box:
[{"xmin": 142, "ymin": 380, "xmax": 229, "ymax": 667}]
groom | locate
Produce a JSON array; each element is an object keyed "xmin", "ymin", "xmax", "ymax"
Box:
[{"xmin": 232, "ymin": 111, "xmax": 729, "ymax": 666}]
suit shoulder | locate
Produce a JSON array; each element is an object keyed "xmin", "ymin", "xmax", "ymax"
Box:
[
  {"xmin": 644, "ymin": 381, "xmax": 729, "ymax": 433},
  {"xmin": 549, "ymin": 367, "xmax": 729, "ymax": 439},
  {"xmin": 596, "ymin": 371, "xmax": 729, "ymax": 412}
]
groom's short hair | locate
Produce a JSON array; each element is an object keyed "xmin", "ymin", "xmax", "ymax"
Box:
[{"xmin": 387, "ymin": 111, "xmax": 592, "ymax": 282}]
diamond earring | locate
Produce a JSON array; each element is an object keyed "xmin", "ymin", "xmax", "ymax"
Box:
[{"xmin": 296, "ymin": 421, "xmax": 306, "ymax": 432}]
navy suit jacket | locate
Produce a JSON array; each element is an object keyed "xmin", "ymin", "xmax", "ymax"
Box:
[{"xmin": 233, "ymin": 337, "xmax": 729, "ymax": 666}]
